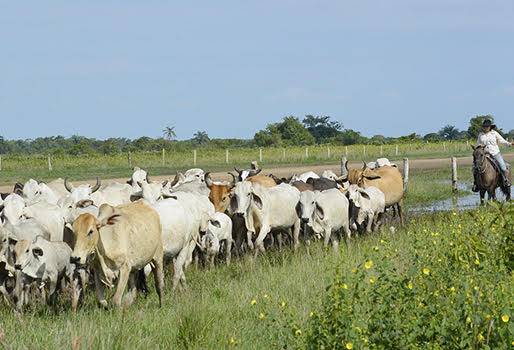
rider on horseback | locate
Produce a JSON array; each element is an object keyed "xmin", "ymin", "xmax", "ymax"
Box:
[{"xmin": 472, "ymin": 119, "xmax": 513, "ymax": 192}]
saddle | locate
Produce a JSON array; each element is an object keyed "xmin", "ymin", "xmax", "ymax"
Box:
[{"xmin": 485, "ymin": 154, "xmax": 510, "ymax": 172}]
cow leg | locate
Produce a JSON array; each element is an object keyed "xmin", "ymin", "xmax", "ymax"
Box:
[
  {"xmin": 94, "ymin": 271, "xmax": 108, "ymax": 308},
  {"xmin": 122, "ymin": 272, "xmax": 137, "ymax": 307},
  {"xmin": 292, "ymin": 220, "xmax": 301, "ymax": 251},
  {"xmin": 225, "ymin": 239, "xmax": 232, "ymax": 266},
  {"xmin": 323, "ymin": 226, "xmax": 332, "ymax": 247},
  {"xmin": 151, "ymin": 254, "xmax": 165, "ymax": 307},
  {"xmin": 112, "ymin": 263, "xmax": 130, "ymax": 308},
  {"xmin": 173, "ymin": 247, "xmax": 189, "ymax": 291},
  {"xmin": 246, "ymin": 230, "xmax": 255, "ymax": 250},
  {"xmin": 254, "ymin": 225, "xmax": 271, "ymax": 255},
  {"xmin": 366, "ymin": 212, "xmax": 374, "ymax": 233},
  {"xmin": 184, "ymin": 240, "xmax": 196, "ymax": 269}
]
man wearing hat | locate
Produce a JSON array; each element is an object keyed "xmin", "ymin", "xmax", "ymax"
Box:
[{"xmin": 473, "ymin": 119, "xmax": 513, "ymax": 191}]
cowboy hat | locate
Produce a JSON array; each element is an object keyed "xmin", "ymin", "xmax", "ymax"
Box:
[{"xmin": 481, "ymin": 119, "xmax": 496, "ymax": 129}]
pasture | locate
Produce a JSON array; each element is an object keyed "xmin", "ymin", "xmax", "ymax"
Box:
[
  {"xmin": 0, "ymin": 160, "xmax": 511, "ymax": 349},
  {"xmin": 0, "ymin": 141, "xmax": 486, "ymax": 185}
]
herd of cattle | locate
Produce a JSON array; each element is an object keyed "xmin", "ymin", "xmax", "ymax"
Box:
[{"xmin": 0, "ymin": 158, "xmax": 404, "ymax": 310}]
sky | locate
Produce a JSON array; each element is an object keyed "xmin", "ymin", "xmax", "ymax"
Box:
[{"xmin": 1, "ymin": 0, "xmax": 514, "ymax": 140}]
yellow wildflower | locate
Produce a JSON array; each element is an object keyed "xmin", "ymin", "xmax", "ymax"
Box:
[
  {"xmin": 369, "ymin": 277, "xmax": 376, "ymax": 284},
  {"xmin": 477, "ymin": 333, "xmax": 484, "ymax": 342},
  {"xmin": 258, "ymin": 312, "xmax": 265, "ymax": 320},
  {"xmin": 449, "ymin": 286, "xmax": 456, "ymax": 292},
  {"xmin": 474, "ymin": 259, "xmax": 480, "ymax": 266},
  {"xmin": 229, "ymin": 336, "xmax": 237, "ymax": 345},
  {"xmin": 309, "ymin": 311, "xmax": 315, "ymax": 318},
  {"xmin": 250, "ymin": 299, "xmax": 257, "ymax": 305},
  {"xmin": 280, "ymin": 301, "xmax": 286, "ymax": 308},
  {"xmin": 263, "ymin": 294, "xmax": 269, "ymax": 299},
  {"xmin": 407, "ymin": 282, "xmax": 413, "ymax": 290},
  {"xmin": 295, "ymin": 329, "xmax": 302, "ymax": 336},
  {"xmin": 341, "ymin": 283, "xmax": 348, "ymax": 290},
  {"xmin": 501, "ymin": 314, "xmax": 509, "ymax": 323},
  {"xmin": 422, "ymin": 268, "xmax": 430, "ymax": 276},
  {"xmin": 352, "ymin": 268, "xmax": 358, "ymax": 273},
  {"xmin": 364, "ymin": 260, "xmax": 373, "ymax": 269},
  {"xmin": 345, "ymin": 342, "xmax": 353, "ymax": 349}
]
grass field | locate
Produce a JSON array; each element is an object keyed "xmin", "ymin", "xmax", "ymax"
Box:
[
  {"xmin": 0, "ymin": 204, "xmax": 511, "ymax": 349},
  {"xmin": 0, "ymin": 141, "xmax": 495, "ymax": 184}
]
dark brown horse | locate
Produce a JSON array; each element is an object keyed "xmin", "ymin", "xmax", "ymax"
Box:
[{"xmin": 472, "ymin": 145, "xmax": 511, "ymax": 204}]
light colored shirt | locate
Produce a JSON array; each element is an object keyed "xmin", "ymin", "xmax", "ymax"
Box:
[{"xmin": 476, "ymin": 130, "xmax": 511, "ymax": 156}]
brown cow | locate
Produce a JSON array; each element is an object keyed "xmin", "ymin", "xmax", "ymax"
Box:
[
  {"xmin": 246, "ymin": 175, "xmax": 276, "ymax": 188},
  {"xmin": 205, "ymin": 173, "xmax": 235, "ymax": 212},
  {"xmin": 347, "ymin": 163, "xmax": 404, "ymax": 223}
]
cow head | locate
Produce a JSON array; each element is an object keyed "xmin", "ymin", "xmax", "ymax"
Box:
[
  {"xmin": 234, "ymin": 164, "xmax": 262, "ymax": 181},
  {"xmin": 13, "ymin": 239, "xmax": 34, "ymax": 271},
  {"xmin": 1, "ymin": 194, "xmax": 26, "ymax": 225},
  {"xmin": 230, "ymin": 181, "xmax": 262, "ymax": 215},
  {"xmin": 64, "ymin": 178, "xmax": 101, "ymax": 205},
  {"xmin": 297, "ymin": 191, "xmax": 324, "ymax": 225},
  {"xmin": 128, "ymin": 167, "xmax": 149, "ymax": 190},
  {"xmin": 205, "ymin": 172, "xmax": 235, "ymax": 212},
  {"xmin": 345, "ymin": 184, "xmax": 371, "ymax": 227},
  {"xmin": 70, "ymin": 204, "xmax": 117, "ymax": 265},
  {"xmin": 184, "ymin": 168, "xmax": 205, "ymax": 183}
]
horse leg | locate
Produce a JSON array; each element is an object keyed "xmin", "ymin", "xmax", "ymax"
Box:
[{"xmin": 479, "ymin": 190, "xmax": 485, "ymax": 205}]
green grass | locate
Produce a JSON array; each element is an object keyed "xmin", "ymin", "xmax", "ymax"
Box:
[{"xmin": 0, "ymin": 205, "xmax": 512, "ymax": 349}]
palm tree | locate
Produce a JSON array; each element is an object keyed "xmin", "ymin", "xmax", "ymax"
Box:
[
  {"xmin": 438, "ymin": 125, "xmax": 460, "ymax": 140},
  {"xmin": 192, "ymin": 131, "xmax": 210, "ymax": 145},
  {"xmin": 162, "ymin": 126, "xmax": 177, "ymax": 141}
]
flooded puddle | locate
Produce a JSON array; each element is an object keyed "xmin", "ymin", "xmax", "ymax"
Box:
[{"xmin": 411, "ymin": 182, "xmax": 513, "ymax": 213}]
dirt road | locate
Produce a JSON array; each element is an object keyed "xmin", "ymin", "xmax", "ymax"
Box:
[{"xmin": 1, "ymin": 154, "xmax": 513, "ymax": 193}]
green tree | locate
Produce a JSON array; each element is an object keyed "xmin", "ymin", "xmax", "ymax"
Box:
[
  {"xmin": 254, "ymin": 116, "xmax": 315, "ymax": 147},
  {"xmin": 192, "ymin": 131, "xmax": 210, "ymax": 145},
  {"xmin": 302, "ymin": 115, "xmax": 343, "ymax": 143},
  {"xmin": 162, "ymin": 126, "xmax": 177, "ymax": 141},
  {"xmin": 467, "ymin": 115, "xmax": 494, "ymax": 139},
  {"xmin": 423, "ymin": 132, "xmax": 442, "ymax": 142},
  {"xmin": 438, "ymin": 125, "xmax": 460, "ymax": 140},
  {"xmin": 336, "ymin": 129, "xmax": 366, "ymax": 145}
]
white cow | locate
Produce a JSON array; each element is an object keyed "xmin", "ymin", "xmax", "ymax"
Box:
[
  {"xmin": 297, "ymin": 189, "xmax": 351, "ymax": 248},
  {"xmin": 230, "ymin": 182, "xmax": 301, "ymax": 253},
  {"xmin": 152, "ymin": 198, "xmax": 197, "ymax": 289},
  {"xmin": 22, "ymin": 179, "xmax": 61, "ymax": 205},
  {"xmin": 199, "ymin": 212, "xmax": 233, "ymax": 266},
  {"xmin": 1, "ymin": 194, "xmax": 26, "ymax": 225},
  {"xmin": 346, "ymin": 184, "xmax": 385, "ymax": 233},
  {"xmin": 292, "ymin": 171, "xmax": 319, "ymax": 183},
  {"xmin": 22, "ymin": 202, "xmax": 65, "ymax": 241},
  {"xmin": 13, "ymin": 236, "xmax": 72, "ymax": 309},
  {"xmin": 61, "ymin": 179, "xmax": 132, "ymax": 208}
]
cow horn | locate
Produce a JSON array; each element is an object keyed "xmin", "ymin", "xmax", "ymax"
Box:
[
  {"xmin": 168, "ymin": 173, "xmax": 180, "ymax": 188},
  {"xmin": 248, "ymin": 168, "xmax": 262, "ymax": 177},
  {"xmin": 91, "ymin": 178, "xmax": 101, "ymax": 193},
  {"xmin": 64, "ymin": 178, "xmax": 73, "ymax": 193},
  {"xmin": 205, "ymin": 172, "xmax": 213, "ymax": 187},
  {"xmin": 234, "ymin": 167, "xmax": 242, "ymax": 175},
  {"xmin": 361, "ymin": 161, "xmax": 367, "ymax": 170},
  {"xmin": 227, "ymin": 172, "xmax": 237, "ymax": 187},
  {"xmin": 145, "ymin": 172, "xmax": 150, "ymax": 183}
]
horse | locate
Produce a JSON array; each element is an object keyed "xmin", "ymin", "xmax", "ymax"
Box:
[{"xmin": 471, "ymin": 145, "xmax": 511, "ymax": 204}]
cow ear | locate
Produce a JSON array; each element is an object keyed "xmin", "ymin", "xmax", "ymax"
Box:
[
  {"xmin": 470, "ymin": 145, "xmax": 476, "ymax": 150},
  {"xmin": 295, "ymin": 201, "xmax": 302, "ymax": 217},
  {"xmin": 32, "ymin": 247, "xmax": 43, "ymax": 258},
  {"xmin": 210, "ymin": 220, "xmax": 221, "ymax": 228},
  {"xmin": 364, "ymin": 174, "xmax": 381, "ymax": 180},
  {"xmin": 162, "ymin": 194, "xmax": 177, "ymax": 200},
  {"xmin": 359, "ymin": 191, "xmax": 370, "ymax": 200},
  {"xmin": 252, "ymin": 193, "xmax": 263, "ymax": 209},
  {"xmin": 315, "ymin": 203, "xmax": 324, "ymax": 220}
]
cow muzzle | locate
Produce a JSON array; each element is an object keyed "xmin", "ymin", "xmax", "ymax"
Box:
[
  {"xmin": 14, "ymin": 264, "xmax": 22, "ymax": 270},
  {"xmin": 70, "ymin": 256, "xmax": 81, "ymax": 264},
  {"xmin": 301, "ymin": 218, "xmax": 309, "ymax": 224}
]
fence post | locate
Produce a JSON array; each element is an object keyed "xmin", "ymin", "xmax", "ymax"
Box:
[
  {"xmin": 341, "ymin": 156, "xmax": 348, "ymax": 178},
  {"xmin": 451, "ymin": 157, "xmax": 458, "ymax": 193},
  {"xmin": 363, "ymin": 145, "xmax": 366, "ymax": 157},
  {"xmin": 395, "ymin": 144, "xmax": 399, "ymax": 156},
  {"xmin": 259, "ymin": 148, "xmax": 263, "ymax": 162},
  {"xmin": 47, "ymin": 155, "xmax": 53, "ymax": 171},
  {"xmin": 380, "ymin": 145, "xmax": 383, "ymax": 156},
  {"xmin": 305, "ymin": 147, "xmax": 309, "ymax": 159},
  {"xmin": 193, "ymin": 149, "xmax": 197, "ymax": 166},
  {"xmin": 345, "ymin": 146, "xmax": 348, "ymax": 156},
  {"xmin": 282, "ymin": 148, "xmax": 286, "ymax": 161},
  {"xmin": 327, "ymin": 146, "xmax": 331, "ymax": 159},
  {"xmin": 443, "ymin": 142, "xmax": 446, "ymax": 152},
  {"xmin": 128, "ymin": 151, "xmax": 132, "ymax": 168},
  {"xmin": 225, "ymin": 149, "xmax": 229, "ymax": 164},
  {"xmin": 403, "ymin": 158, "xmax": 409, "ymax": 192},
  {"xmin": 162, "ymin": 148, "xmax": 165, "ymax": 166},
  {"xmin": 0, "ymin": 155, "xmax": 2, "ymax": 171}
]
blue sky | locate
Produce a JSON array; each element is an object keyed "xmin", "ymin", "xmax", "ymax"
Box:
[{"xmin": 1, "ymin": 1, "xmax": 513, "ymax": 140}]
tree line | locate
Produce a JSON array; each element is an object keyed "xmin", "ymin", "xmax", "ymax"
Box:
[{"xmin": 0, "ymin": 115, "xmax": 512, "ymax": 155}]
